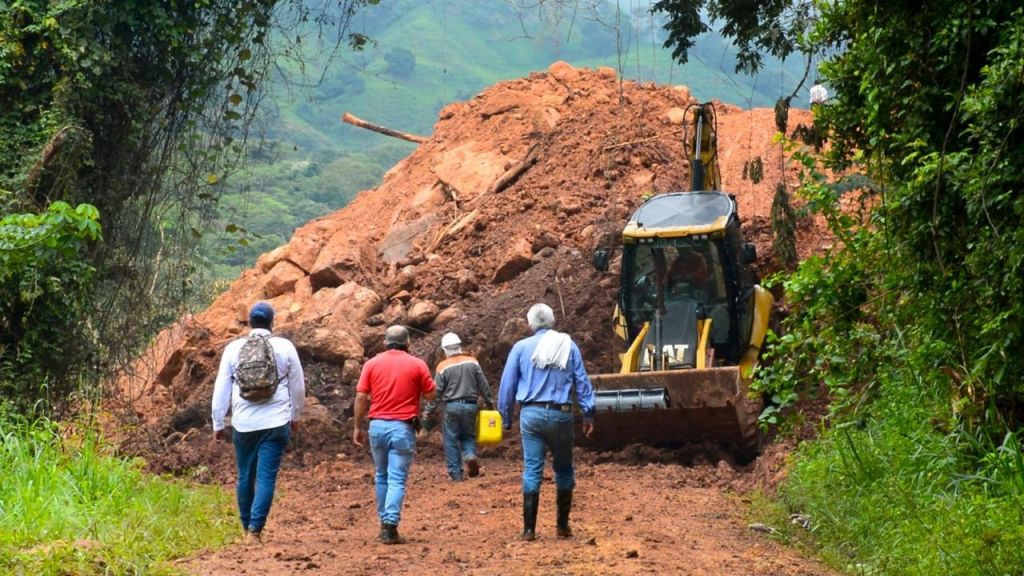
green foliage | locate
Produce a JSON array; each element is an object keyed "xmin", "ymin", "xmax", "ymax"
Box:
[
  {"xmin": 770, "ymin": 183, "xmax": 797, "ymax": 268},
  {"xmin": 0, "ymin": 407, "xmax": 234, "ymax": 574},
  {"xmin": 653, "ymin": 0, "xmax": 817, "ymax": 73},
  {"xmin": 0, "ymin": 1, "xmax": 375, "ymax": 411},
  {"xmin": 0, "ymin": 202, "xmax": 101, "ymax": 412},
  {"xmin": 774, "ymin": 408, "xmax": 1024, "ymax": 575},
  {"xmin": 745, "ymin": 2, "xmax": 1024, "ymax": 573}
]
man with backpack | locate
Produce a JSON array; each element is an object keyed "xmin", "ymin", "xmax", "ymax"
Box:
[{"xmin": 212, "ymin": 301, "xmax": 305, "ymax": 545}]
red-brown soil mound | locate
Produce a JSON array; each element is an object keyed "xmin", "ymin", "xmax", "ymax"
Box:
[{"xmin": 111, "ymin": 62, "xmax": 829, "ymax": 477}]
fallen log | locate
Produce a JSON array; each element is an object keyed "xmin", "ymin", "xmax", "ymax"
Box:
[{"xmin": 341, "ymin": 112, "xmax": 429, "ymax": 144}]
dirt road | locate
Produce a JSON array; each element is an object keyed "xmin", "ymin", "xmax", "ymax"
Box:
[{"xmin": 182, "ymin": 441, "xmax": 834, "ymax": 576}]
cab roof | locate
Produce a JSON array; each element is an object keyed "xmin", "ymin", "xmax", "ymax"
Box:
[{"xmin": 623, "ymin": 191, "xmax": 735, "ymax": 238}]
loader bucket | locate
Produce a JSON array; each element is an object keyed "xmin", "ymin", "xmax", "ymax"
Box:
[{"xmin": 579, "ymin": 367, "xmax": 763, "ymax": 457}]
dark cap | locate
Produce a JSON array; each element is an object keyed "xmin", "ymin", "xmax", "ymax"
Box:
[{"xmin": 249, "ymin": 301, "xmax": 275, "ymax": 324}]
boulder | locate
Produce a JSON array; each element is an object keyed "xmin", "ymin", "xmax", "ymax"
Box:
[
  {"xmin": 430, "ymin": 306, "xmax": 462, "ymax": 328},
  {"xmin": 285, "ymin": 230, "xmax": 328, "ymax": 273},
  {"xmin": 456, "ymin": 269, "xmax": 479, "ymax": 296},
  {"xmin": 382, "ymin": 300, "xmax": 407, "ymax": 326},
  {"xmin": 302, "ymin": 396, "xmax": 335, "ymax": 427},
  {"xmin": 308, "ymin": 282, "xmax": 383, "ymax": 327},
  {"xmin": 407, "ymin": 300, "xmax": 440, "ymax": 328},
  {"xmin": 491, "ymin": 238, "xmax": 534, "ymax": 284},
  {"xmin": 548, "ymin": 60, "xmax": 580, "ymax": 83},
  {"xmin": 309, "ymin": 234, "xmax": 376, "ymax": 290},
  {"xmin": 379, "ymin": 214, "xmax": 435, "ymax": 265},
  {"xmin": 341, "ymin": 359, "xmax": 362, "ymax": 385},
  {"xmin": 255, "ymin": 246, "xmax": 287, "ymax": 273},
  {"xmin": 532, "ymin": 230, "xmax": 561, "ymax": 252},
  {"xmin": 261, "ymin": 260, "xmax": 305, "ymax": 299},
  {"xmin": 663, "ymin": 107, "xmax": 687, "ymax": 125},
  {"xmin": 294, "ymin": 326, "xmax": 364, "ymax": 364}
]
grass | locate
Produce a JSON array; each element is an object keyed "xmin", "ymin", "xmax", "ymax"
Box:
[
  {"xmin": 752, "ymin": 385, "xmax": 1024, "ymax": 576},
  {"xmin": 0, "ymin": 413, "xmax": 235, "ymax": 575}
]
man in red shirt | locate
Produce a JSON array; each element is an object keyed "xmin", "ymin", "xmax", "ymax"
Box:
[{"xmin": 353, "ymin": 325, "xmax": 436, "ymax": 544}]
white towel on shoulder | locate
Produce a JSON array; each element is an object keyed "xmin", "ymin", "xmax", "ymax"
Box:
[{"xmin": 531, "ymin": 330, "xmax": 572, "ymax": 370}]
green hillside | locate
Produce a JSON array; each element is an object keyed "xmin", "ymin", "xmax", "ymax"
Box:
[{"xmin": 203, "ymin": 0, "xmax": 808, "ymax": 280}]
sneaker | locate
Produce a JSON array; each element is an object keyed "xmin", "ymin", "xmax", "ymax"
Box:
[
  {"xmin": 243, "ymin": 529, "xmax": 263, "ymax": 546},
  {"xmin": 465, "ymin": 456, "xmax": 480, "ymax": 478}
]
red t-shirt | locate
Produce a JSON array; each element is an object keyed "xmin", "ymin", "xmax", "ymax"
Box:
[{"xmin": 357, "ymin": 349, "xmax": 436, "ymax": 420}]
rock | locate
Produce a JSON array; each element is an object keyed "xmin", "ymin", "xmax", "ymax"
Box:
[
  {"xmin": 531, "ymin": 230, "xmax": 560, "ymax": 252},
  {"xmin": 286, "ymin": 231, "xmax": 328, "ymax": 273},
  {"xmin": 261, "ymin": 260, "xmax": 305, "ymax": 299},
  {"xmin": 255, "ymin": 245, "xmax": 287, "ymax": 273},
  {"xmin": 534, "ymin": 247, "xmax": 555, "ymax": 260},
  {"xmin": 430, "ymin": 306, "xmax": 462, "ymax": 328},
  {"xmin": 548, "ymin": 60, "xmax": 580, "ymax": 83},
  {"xmin": 379, "ymin": 214, "xmax": 435, "ymax": 265},
  {"xmin": 596, "ymin": 66, "xmax": 617, "ymax": 80},
  {"xmin": 309, "ymin": 235, "xmax": 376, "ymax": 290},
  {"xmin": 406, "ymin": 300, "xmax": 440, "ymax": 328},
  {"xmin": 390, "ymin": 290, "xmax": 413, "ymax": 304},
  {"xmin": 308, "ymin": 282, "xmax": 383, "ymax": 327},
  {"xmin": 491, "ymin": 238, "xmax": 534, "ymax": 284},
  {"xmin": 663, "ymin": 107, "xmax": 687, "ymax": 125},
  {"xmin": 393, "ymin": 265, "xmax": 417, "ymax": 292},
  {"xmin": 294, "ymin": 326, "xmax": 364, "ymax": 364},
  {"xmin": 456, "ymin": 270, "xmax": 478, "ymax": 296},
  {"xmin": 671, "ymin": 83, "xmax": 696, "ymax": 102},
  {"xmin": 341, "ymin": 359, "xmax": 362, "ymax": 385},
  {"xmin": 361, "ymin": 325, "xmax": 388, "ymax": 357},
  {"xmin": 302, "ymin": 397, "xmax": 335, "ymax": 426},
  {"xmin": 382, "ymin": 300, "xmax": 407, "ymax": 326}
]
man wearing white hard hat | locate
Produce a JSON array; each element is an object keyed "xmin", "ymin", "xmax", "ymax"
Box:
[{"xmin": 421, "ymin": 331, "xmax": 494, "ymax": 481}]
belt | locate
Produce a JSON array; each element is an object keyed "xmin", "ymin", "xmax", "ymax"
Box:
[
  {"xmin": 523, "ymin": 402, "xmax": 572, "ymax": 412},
  {"xmin": 446, "ymin": 398, "xmax": 478, "ymax": 405}
]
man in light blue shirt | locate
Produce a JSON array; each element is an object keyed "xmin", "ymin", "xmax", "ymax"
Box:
[{"xmin": 498, "ymin": 303, "xmax": 595, "ymax": 541}]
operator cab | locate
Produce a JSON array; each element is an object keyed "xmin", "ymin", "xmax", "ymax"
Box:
[{"xmin": 615, "ymin": 192, "xmax": 758, "ymax": 369}]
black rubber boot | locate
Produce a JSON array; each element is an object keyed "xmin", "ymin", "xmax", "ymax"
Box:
[
  {"xmin": 379, "ymin": 523, "xmax": 402, "ymax": 544},
  {"xmin": 521, "ymin": 492, "xmax": 539, "ymax": 541},
  {"xmin": 556, "ymin": 489, "xmax": 573, "ymax": 538}
]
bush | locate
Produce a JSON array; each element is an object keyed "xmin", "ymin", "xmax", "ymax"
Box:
[{"xmin": 0, "ymin": 407, "xmax": 234, "ymax": 574}]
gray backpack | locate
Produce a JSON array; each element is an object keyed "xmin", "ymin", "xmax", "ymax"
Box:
[{"xmin": 235, "ymin": 335, "xmax": 281, "ymax": 401}]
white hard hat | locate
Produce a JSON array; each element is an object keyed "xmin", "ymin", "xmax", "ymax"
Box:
[{"xmin": 440, "ymin": 332, "xmax": 462, "ymax": 348}]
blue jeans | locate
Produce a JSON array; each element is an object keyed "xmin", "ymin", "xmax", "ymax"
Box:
[
  {"xmin": 443, "ymin": 403, "xmax": 479, "ymax": 480},
  {"xmin": 233, "ymin": 423, "xmax": 290, "ymax": 532},
  {"xmin": 519, "ymin": 405, "xmax": 575, "ymax": 494},
  {"xmin": 369, "ymin": 419, "xmax": 417, "ymax": 526}
]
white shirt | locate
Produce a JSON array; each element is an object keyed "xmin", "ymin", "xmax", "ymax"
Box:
[{"xmin": 211, "ymin": 328, "xmax": 305, "ymax": 433}]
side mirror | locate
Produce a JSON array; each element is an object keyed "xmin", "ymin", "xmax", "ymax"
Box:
[
  {"xmin": 592, "ymin": 248, "xmax": 610, "ymax": 272},
  {"xmin": 741, "ymin": 243, "xmax": 757, "ymax": 264}
]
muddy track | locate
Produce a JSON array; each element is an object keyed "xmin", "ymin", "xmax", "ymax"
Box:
[{"xmin": 181, "ymin": 443, "xmax": 835, "ymax": 575}]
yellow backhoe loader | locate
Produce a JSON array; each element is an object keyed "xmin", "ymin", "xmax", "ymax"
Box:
[{"xmin": 587, "ymin": 103, "xmax": 773, "ymax": 457}]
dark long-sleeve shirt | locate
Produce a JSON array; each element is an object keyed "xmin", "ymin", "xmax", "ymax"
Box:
[{"xmin": 422, "ymin": 354, "xmax": 494, "ymax": 425}]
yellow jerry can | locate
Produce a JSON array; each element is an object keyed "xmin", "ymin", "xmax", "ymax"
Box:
[{"xmin": 476, "ymin": 409, "xmax": 503, "ymax": 445}]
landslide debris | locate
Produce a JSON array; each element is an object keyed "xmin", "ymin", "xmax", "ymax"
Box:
[{"xmin": 112, "ymin": 62, "xmax": 827, "ymax": 474}]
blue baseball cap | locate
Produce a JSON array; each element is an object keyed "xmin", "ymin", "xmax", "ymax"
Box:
[{"xmin": 249, "ymin": 301, "xmax": 275, "ymax": 324}]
